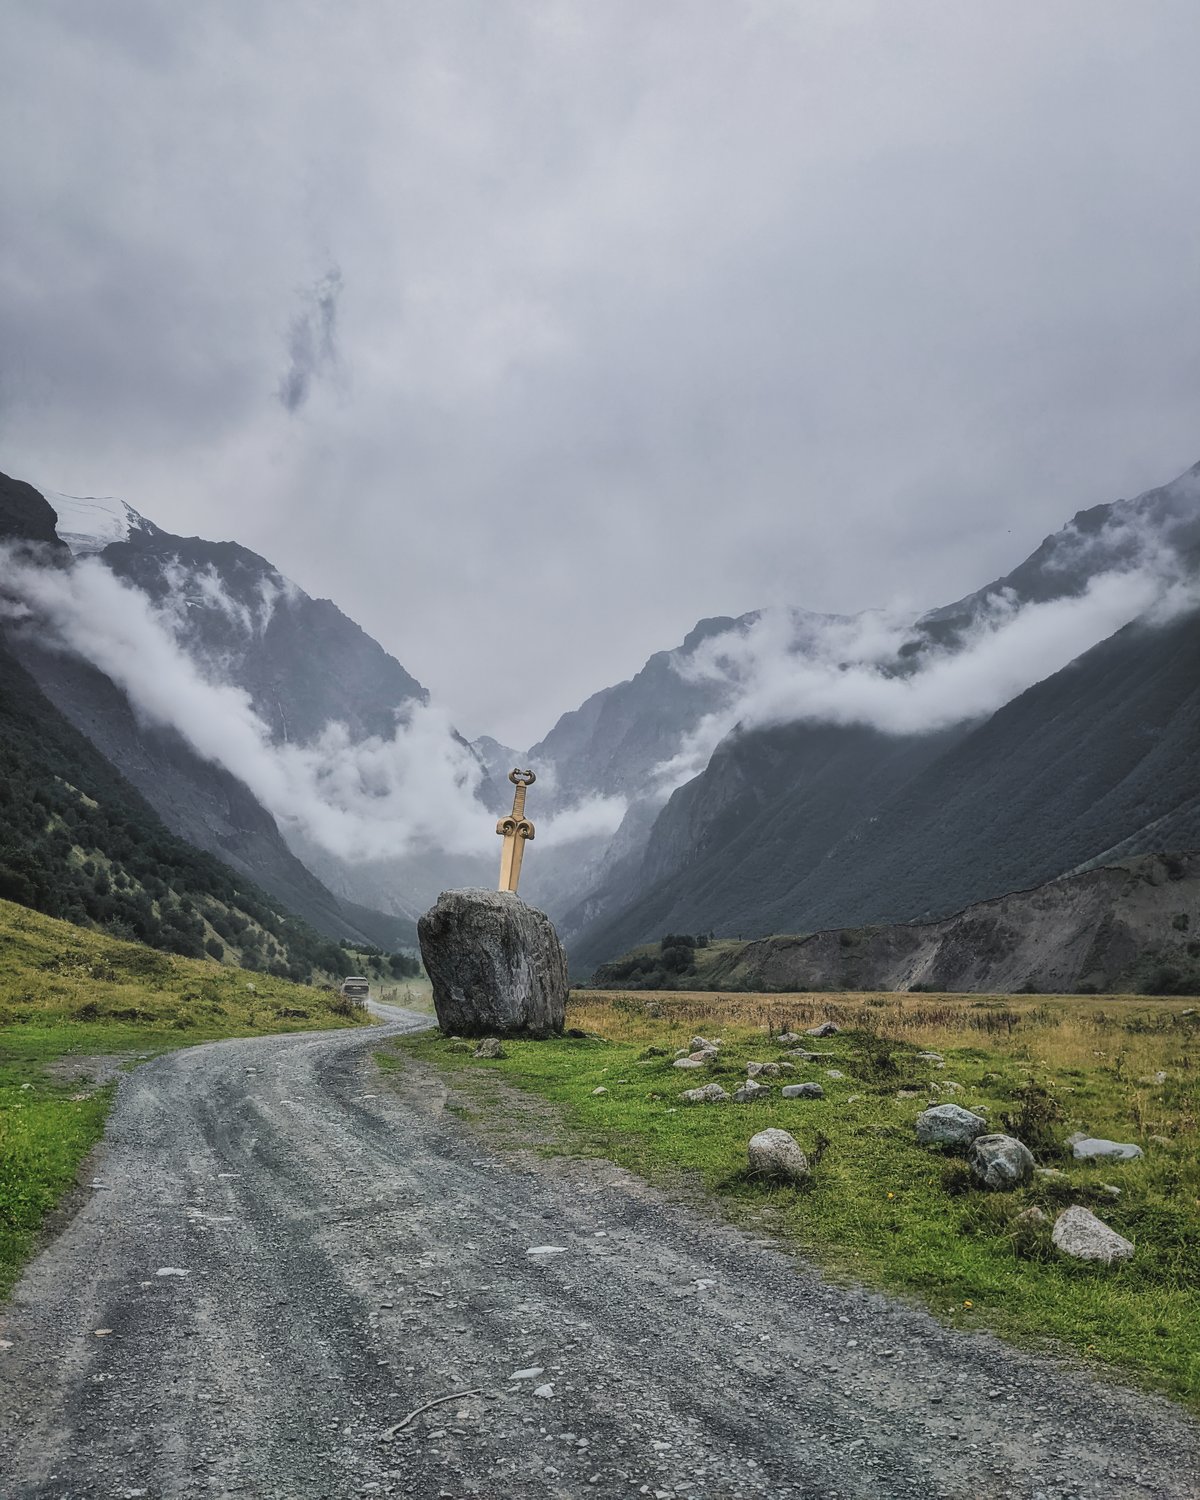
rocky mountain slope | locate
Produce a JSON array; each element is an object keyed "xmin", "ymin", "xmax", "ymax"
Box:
[
  {"xmin": 594, "ymin": 851, "xmax": 1200, "ymax": 995},
  {"xmin": 571, "ymin": 594, "xmax": 1200, "ymax": 970},
  {"xmin": 0, "ymin": 474, "xmax": 414, "ymax": 952}
]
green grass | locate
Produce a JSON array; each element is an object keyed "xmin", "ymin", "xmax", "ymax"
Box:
[
  {"xmin": 391, "ymin": 989, "xmax": 1200, "ymax": 1409},
  {"xmin": 0, "ymin": 896, "xmax": 369, "ymax": 1298}
]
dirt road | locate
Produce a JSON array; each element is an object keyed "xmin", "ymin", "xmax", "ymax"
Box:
[{"xmin": 2, "ymin": 1010, "xmax": 1197, "ymax": 1499}]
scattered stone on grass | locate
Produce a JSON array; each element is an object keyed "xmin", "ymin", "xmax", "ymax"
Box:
[
  {"xmin": 673, "ymin": 1058, "xmax": 705, "ymax": 1070},
  {"xmin": 690, "ymin": 1035, "xmax": 719, "ymax": 1052},
  {"xmin": 786, "ymin": 1049, "xmax": 825, "ymax": 1061},
  {"xmin": 1071, "ymin": 1138, "xmax": 1144, "ymax": 1163},
  {"xmin": 1035, "ymin": 1167, "xmax": 1069, "ymax": 1182},
  {"xmin": 806, "ymin": 1022, "xmax": 841, "ymax": 1037},
  {"xmin": 1065, "ymin": 1130, "xmax": 1089, "ymax": 1148},
  {"xmin": 776, "ymin": 1032, "xmax": 803, "ymax": 1044},
  {"xmin": 896, "ymin": 1089, "xmax": 921, "ymax": 1099},
  {"xmin": 915, "ymin": 1052, "xmax": 944, "ymax": 1065},
  {"xmin": 474, "ymin": 1037, "xmax": 506, "ymax": 1060},
  {"xmin": 825, "ymin": 1069, "xmax": 846, "ymax": 1080},
  {"xmin": 746, "ymin": 1061, "xmax": 781, "ymax": 1079},
  {"xmin": 782, "ymin": 1082, "xmax": 825, "ymax": 1100},
  {"xmin": 733, "ymin": 1081, "xmax": 770, "ymax": 1103},
  {"xmin": 1051, "ymin": 1206, "xmax": 1134, "ymax": 1264},
  {"xmin": 915, "ymin": 1103, "xmax": 989, "ymax": 1150},
  {"xmin": 747, "ymin": 1128, "xmax": 809, "ymax": 1183},
  {"xmin": 591, "ymin": 1087, "xmax": 608, "ymax": 1095},
  {"xmin": 680, "ymin": 1083, "xmax": 731, "ymax": 1105},
  {"xmin": 1012, "ymin": 1206, "xmax": 1049, "ymax": 1229},
  {"xmin": 968, "ymin": 1134, "xmax": 1035, "ymax": 1190},
  {"xmin": 1140, "ymin": 1071, "xmax": 1168, "ymax": 1085}
]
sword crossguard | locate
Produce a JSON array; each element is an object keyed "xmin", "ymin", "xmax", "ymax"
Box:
[{"xmin": 509, "ymin": 768, "xmax": 536, "ymax": 786}]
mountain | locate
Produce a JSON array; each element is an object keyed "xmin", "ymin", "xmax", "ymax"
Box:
[
  {"xmin": 593, "ymin": 850, "xmax": 1200, "ymax": 996},
  {"xmin": 0, "ymin": 475, "xmax": 415, "ymax": 952},
  {"xmin": 565, "ymin": 461, "xmax": 1200, "ymax": 969},
  {"xmin": 571, "ymin": 586, "xmax": 1200, "ymax": 971}
]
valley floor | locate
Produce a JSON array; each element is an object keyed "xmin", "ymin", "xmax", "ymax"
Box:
[{"xmin": 1, "ymin": 1009, "xmax": 1198, "ymax": 1499}]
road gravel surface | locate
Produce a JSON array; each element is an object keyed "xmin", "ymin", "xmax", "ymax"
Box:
[{"xmin": 2, "ymin": 1007, "xmax": 1197, "ymax": 1500}]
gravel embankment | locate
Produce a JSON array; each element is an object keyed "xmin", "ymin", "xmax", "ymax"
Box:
[{"xmin": 1, "ymin": 1008, "xmax": 1197, "ymax": 1499}]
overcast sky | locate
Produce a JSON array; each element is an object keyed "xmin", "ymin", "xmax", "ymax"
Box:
[{"xmin": 3, "ymin": 1, "xmax": 1199, "ymax": 746}]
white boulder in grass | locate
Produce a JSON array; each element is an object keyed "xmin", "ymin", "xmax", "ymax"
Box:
[
  {"xmin": 680, "ymin": 1083, "xmax": 730, "ymax": 1105},
  {"xmin": 1071, "ymin": 1138, "xmax": 1143, "ymax": 1163},
  {"xmin": 967, "ymin": 1133, "xmax": 1035, "ymax": 1190},
  {"xmin": 782, "ymin": 1082, "xmax": 825, "ymax": 1100},
  {"xmin": 1051, "ymin": 1206, "xmax": 1134, "ymax": 1264},
  {"xmin": 746, "ymin": 1061, "xmax": 781, "ymax": 1079},
  {"xmin": 733, "ymin": 1080, "xmax": 771, "ymax": 1103},
  {"xmin": 915, "ymin": 1103, "xmax": 989, "ymax": 1150},
  {"xmin": 747, "ymin": 1128, "xmax": 809, "ymax": 1183}
]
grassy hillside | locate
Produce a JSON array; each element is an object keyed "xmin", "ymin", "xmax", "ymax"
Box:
[
  {"xmin": 0, "ymin": 635, "xmax": 364, "ymax": 982},
  {"xmin": 394, "ymin": 986, "xmax": 1200, "ymax": 1407},
  {"xmin": 0, "ymin": 897, "xmax": 369, "ymax": 1297}
]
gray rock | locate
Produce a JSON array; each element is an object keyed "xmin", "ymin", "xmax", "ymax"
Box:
[
  {"xmin": 915, "ymin": 1051, "xmax": 944, "ymax": 1064},
  {"xmin": 733, "ymin": 1081, "xmax": 770, "ymax": 1103},
  {"xmin": 776, "ymin": 1032, "xmax": 803, "ymax": 1044},
  {"xmin": 1065, "ymin": 1130, "xmax": 1089, "ymax": 1147},
  {"xmin": 746, "ymin": 1061, "xmax": 781, "ymax": 1079},
  {"xmin": 1035, "ymin": 1167, "xmax": 1069, "ymax": 1182},
  {"xmin": 418, "ymin": 888, "xmax": 567, "ymax": 1038},
  {"xmin": 805, "ymin": 1022, "xmax": 841, "ymax": 1037},
  {"xmin": 673, "ymin": 1058, "xmax": 705, "ymax": 1070},
  {"xmin": 473, "ymin": 1036, "xmax": 506, "ymax": 1059},
  {"xmin": 825, "ymin": 1069, "xmax": 846, "ymax": 1080},
  {"xmin": 688, "ymin": 1047, "xmax": 719, "ymax": 1062},
  {"xmin": 690, "ymin": 1035, "xmax": 719, "ymax": 1052},
  {"xmin": 1051, "ymin": 1205, "xmax": 1134, "ymax": 1263},
  {"xmin": 1072, "ymin": 1137, "xmax": 1144, "ymax": 1163},
  {"xmin": 781, "ymin": 1082, "xmax": 825, "ymax": 1100},
  {"xmin": 968, "ymin": 1133, "xmax": 1035, "ymax": 1190},
  {"xmin": 680, "ymin": 1083, "xmax": 730, "ymax": 1105},
  {"xmin": 747, "ymin": 1128, "xmax": 809, "ymax": 1183},
  {"xmin": 786, "ymin": 1049, "xmax": 824, "ymax": 1061},
  {"xmin": 915, "ymin": 1103, "xmax": 989, "ymax": 1149},
  {"xmin": 1012, "ymin": 1206, "xmax": 1049, "ymax": 1229}
]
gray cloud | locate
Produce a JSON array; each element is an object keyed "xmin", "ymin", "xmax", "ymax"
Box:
[
  {"xmin": 278, "ymin": 268, "xmax": 343, "ymax": 414},
  {"xmin": 1, "ymin": 2, "xmax": 1199, "ymax": 745}
]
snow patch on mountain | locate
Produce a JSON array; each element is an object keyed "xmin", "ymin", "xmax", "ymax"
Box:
[{"xmin": 47, "ymin": 491, "xmax": 149, "ymax": 555}]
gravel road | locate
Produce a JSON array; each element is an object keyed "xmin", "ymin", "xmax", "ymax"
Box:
[{"xmin": 2, "ymin": 1007, "xmax": 1197, "ymax": 1500}]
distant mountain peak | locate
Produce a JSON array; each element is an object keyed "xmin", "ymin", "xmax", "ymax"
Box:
[{"xmin": 46, "ymin": 491, "xmax": 156, "ymax": 555}]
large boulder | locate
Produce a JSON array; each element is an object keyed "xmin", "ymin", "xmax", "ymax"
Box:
[
  {"xmin": 915, "ymin": 1103, "xmax": 989, "ymax": 1150},
  {"xmin": 1051, "ymin": 1206, "xmax": 1135, "ymax": 1264},
  {"xmin": 968, "ymin": 1133, "xmax": 1035, "ymax": 1190},
  {"xmin": 748, "ymin": 1128, "xmax": 810, "ymax": 1183},
  {"xmin": 418, "ymin": 888, "xmax": 568, "ymax": 1038}
]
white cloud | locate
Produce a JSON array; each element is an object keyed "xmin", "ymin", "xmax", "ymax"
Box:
[
  {"xmin": 0, "ymin": 547, "xmax": 492, "ymax": 861},
  {"xmin": 655, "ymin": 560, "xmax": 1196, "ymax": 790}
]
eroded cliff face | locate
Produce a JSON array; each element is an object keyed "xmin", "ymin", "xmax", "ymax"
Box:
[{"xmin": 672, "ymin": 852, "xmax": 1200, "ymax": 995}]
